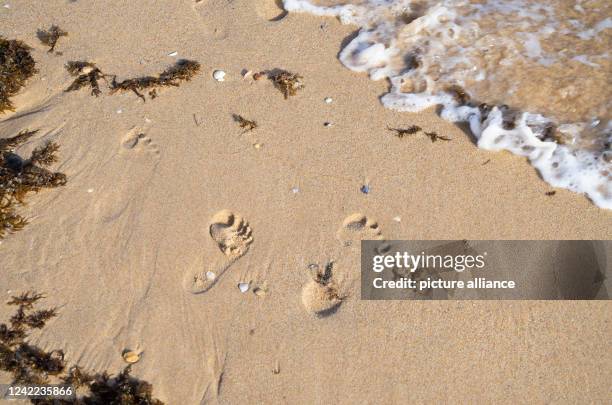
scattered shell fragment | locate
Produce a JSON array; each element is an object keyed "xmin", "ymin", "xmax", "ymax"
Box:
[
  {"xmin": 87, "ymin": 188, "xmax": 94, "ymax": 193},
  {"xmin": 253, "ymin": 71, "xmax": 265, "ymax": 81},
  {"xmin": 206, "ymin": 271, "xmax": 216, "ymax": 281},
  {"xmin": 291, "ymin": 186, "xmax": 300, "ymax": 194},
  {"xmin": 238, "ymin": 282, "xmax": 250, "ymax": 293},
  {"xmin": 168, "ymin": 51, "xmax": 178, "ymax": 57},
  {"xmin": 393, "ymin": 216, "xmax": 402, "ymax": 222},
  {"xmin": 242, "ymin": 70, "xmax": 253, "ymax": 79},
  {"xmin": 253, "ymin": 286, "xmax": 267, "ymax": 297},
  {"xmin": 324, "ymin": 97, "xmax": 333, "ymax": 104},
  {"xmin": 253, "ymin": 143, "xmax": 262, "ymax": 149},
  {"xmin": 272, "ymin": 360, "xmax": 280, "ymax": 375},
  {"xmin": 324, "ymin": 122, "xmax": 333, "ymax": 127},
  {"xmin": 122, "ymin": 350, "xmax": 141, "ymax": 364},
  {"xmin": 213, "ymin": 70, "xmax": 226, "ymax": 81}
]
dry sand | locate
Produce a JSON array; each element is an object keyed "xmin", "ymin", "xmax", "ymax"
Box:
[{"xmin": 0, "ymin": 1, "xmax": 611, "ymax": 403}]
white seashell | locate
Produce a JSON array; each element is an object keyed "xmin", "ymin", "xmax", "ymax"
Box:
[
  {"xmin": 213, "ymin": 70, "xmax": 226, "ymax": 82},
  {"xmin": 168, "ymin": 51, "xmax": 178, "ymax": 57},
  {"xmin": 238, "ymin": 282, "xmax": 249, "ymax": 293},
  {"xmin": 324, "ymin": 97, "xmax": 333, "ymax": 104}
]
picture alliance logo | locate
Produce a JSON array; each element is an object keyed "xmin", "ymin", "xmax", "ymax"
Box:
[{"xmin": 372, "ymin": 251, "xmax": 487, "ymax": 273}]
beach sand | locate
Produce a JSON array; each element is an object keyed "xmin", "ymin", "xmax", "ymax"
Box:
[{"xmin": 1, "ymin": 1, "xmax": 611, "ymax": 403}]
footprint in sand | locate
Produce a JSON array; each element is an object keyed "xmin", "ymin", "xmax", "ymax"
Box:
[
  {"xmin": 301, "ymin": 262, "xmax": 346, "ymax": 317},
  {"xmin": 183, "ymin": 210, "xmax": 253, "ymax": 294},
  {"xmin": 336, "ymin": 213, "xmax": 384, "ymax": 246},
  {"xmin": 120, "ymin": 127, "xmax": 160, "ymax": 159}
]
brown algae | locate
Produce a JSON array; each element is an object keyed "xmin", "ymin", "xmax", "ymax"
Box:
[
  {"xmin": 0, "ymin": 130, "xmax": 66, "ymax": 239},
  {"xmin": 270, "ymin": 70, "xmax": 304, "ymax": 99},
  {"xmin": 0, "ymin": 37, "xmax": 37, "ymax": 114}
]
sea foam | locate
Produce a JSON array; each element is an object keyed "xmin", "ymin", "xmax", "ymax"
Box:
[{"xmin": 283, "ymin": 0, "xmax": 612, "ymax": 208}]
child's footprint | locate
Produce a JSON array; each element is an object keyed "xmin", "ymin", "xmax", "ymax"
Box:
[
  {"xmin": 120, "ymin": 127, "xmax": 160, "ymax": 159},
  {"xmin": 209, "ymin": 209, "xmax": 253, "ymax": 259},
  {"xmin": 183, "ymin": 210, "xmax": 253, "ymax": 294},
  {"xmin": 336, "ymin": 213, "xmax": 384, "ymax": 246}
]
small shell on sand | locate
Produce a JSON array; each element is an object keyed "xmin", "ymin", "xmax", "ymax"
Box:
[
  {"xmin": 324, "ymin": 97, "xmax": 333, "ymax": 104},
  {"xmin": 238, "ymin": 282, "xmax": 250, "ymax": 293},
  {"xmin": 122, "ymin": 350, "xmax": 141, "ymax": 364},
  {"xmin": 206, "ymin": 271, "xmax": 216, "ymax": 281},
  {"xmin": 253, "ymin": 285, "xmax": 267, "ymax": 297},
  {"xmin": 168, "ymin": 51, "xmax": 178, "ymax": 57},
  {"xmin": 213, "ymin": 70, "xmax": 226, "ymax": 81}
]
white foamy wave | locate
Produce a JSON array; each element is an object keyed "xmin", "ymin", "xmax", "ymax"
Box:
[{"xmin": 284, "ymin": 0, "xmax": 612, "ymax": 208}]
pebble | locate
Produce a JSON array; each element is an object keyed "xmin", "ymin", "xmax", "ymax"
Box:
[
  {"xmin": 360, "ymin": 184, "xmax": 370, "ymax": 194},
  {"xmin": 206, "ymin": 271, "xmax": 216, "ymax": 281},
  {"xmin": 116, "ymin": 109, "xmax": 123, "ymax": 114},
  {"xmin": 291, "ymin": 187, "xmax": 299, "ymax": 194},
  {"xmin": 238, "ymin": 282, "xmax": 250, "ymax": 293},
  {"xmin": 122, "ymin": 350, "xmax": 141, "ymax": 364},
  {"xmin": 213, "ymin": 70, "xmax": 226, "ymax": 82},
  {"xmin": 253, "ymin": 143, "xmax": 262, "ymax": 149},
  {"xmin": 393, "ymin": 216, "xmax": 402, "ymax": 222},
  {"xmin": 87, "ymin": 188, "xmax": 94, "ymax": 193},
  {"xmin": 324, "ymin": 122, "xmax": 333, "ymax": 127}
]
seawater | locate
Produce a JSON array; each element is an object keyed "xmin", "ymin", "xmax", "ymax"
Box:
[{"xmin": 283, "ymin": 0, "xmax": 612, "ymax": 208}]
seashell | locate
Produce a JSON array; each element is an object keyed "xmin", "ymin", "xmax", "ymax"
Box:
[
  {"xmin": 122, "ymin": 350, "xmax": 141, "ymax": 364},
  {"xmin": 213, "ymin": 70, "xmax": 226, "ymax": 81}
]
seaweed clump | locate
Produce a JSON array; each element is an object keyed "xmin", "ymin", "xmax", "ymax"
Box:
[
  {"xmin": 232, "ymin": 114, "xmax": 257, "ymax": 133},
  {"xmin": 387, "ymin": 125, "xmax": 451, "ymax": 142},
  {"xmin": 424, "ymin": 131, "xmax": 451, "ymax": 143},
  {"xmin": 65, "ymin": 61, "xmax": 107, "ymax": 96},
  {"xmin": 0, "ymin": 130, "xmax": 67, "ymax": 239},
  {"xmin": 387, "ymin": 125, "xmax": 421, "ymax": 139},
  {"xmin": 109, "ymin": 59, "xmax": 201, "ymax": 101},
  {"xmin": 0, "ymin": 37, "xmax": 37, "ymax": 114},
  {"xmin": 37, "ymin": 25, "xmax": 68, "ymax": 53},
  {"xmin": 0, "ymin": 291, "xmax": 165, "ymax": 404},
  {"xmin": 269, "ymin": 70, "xmax": 304, "ymax": 99}
]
